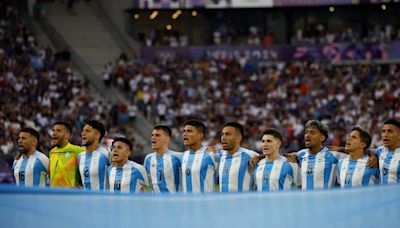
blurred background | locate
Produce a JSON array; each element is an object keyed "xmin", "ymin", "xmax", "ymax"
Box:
[{"xmin": 0, "ymin": 0, "xmax": 399, "ymax": 183}]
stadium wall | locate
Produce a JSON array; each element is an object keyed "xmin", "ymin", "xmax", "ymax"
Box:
[{"xmin": 1, "ymin": 184, "xmax": 399, "ymax": 228}]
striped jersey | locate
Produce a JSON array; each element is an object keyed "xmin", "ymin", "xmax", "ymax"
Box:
[
  {"xmin": 144, "ymin": 150, "xmax": 181, "ymax": 193},
  {"xmin": 376, "ymin": 146, "xmax": 400, "ymax": 184},
  {"xmin": 78, "ymin": 146, "xmax": 110, "ymax": 191},
  {"xmin": 181, "ymin": 146, "xmax": 217, "ymax": 193},
  {"xmin": 108, "ymin": 160, "xmax": 149, "ymax": 193},
  {"xmin": 49, "ymin": 143, "xmax": 85, "ymax": 188},
  {"xmin": 13, "ymin": 150, "xmax": 49, "ymax": 187},
  {"xmin": 218, "ymin": 147, "xmax": 258, "ymax": 192},
  {"xmin": 337, "ymin": 155, "xmax": 379, "ymax": 188},
  {"xmin": 253, "ymin": 155, "xmax": 299, "ymax": 191},
  {"xmin": 297, "ymin": 147, "xmax": 338, "ymax": 190}
]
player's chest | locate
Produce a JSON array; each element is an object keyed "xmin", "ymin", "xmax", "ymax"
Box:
[
  {"xmin": 220, "ymin": 155, "xmax": 247, "ymax": 174},
  {"xmin": 182, "ymin": 155, "xmax": 206, "ymax": 172},
  {"xmin": 301, "ymin": 156, "xmax": 333, "ymax": 175},
  {"xmin": 151, "ymin": 157, "xmax": 174, "ymax": 171}
]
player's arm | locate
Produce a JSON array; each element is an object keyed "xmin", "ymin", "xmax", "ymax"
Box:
[
  {"xmin": 282, "ymin": 152, "xmax": 298, "ymax": 164},
  {"xmin": 366, "ymin": 149, "xmax": 378, "ymax": 168},
  {"xmin": 249, "ymin": 154, "xmax": 265, "ymax": 168},
  {"xmin": 289, "ymin": 162, "xmax": 300, "ymax": 188}
]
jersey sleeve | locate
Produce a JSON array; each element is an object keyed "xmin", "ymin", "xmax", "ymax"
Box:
[
  {"xmin": 144, "ymin": 154, "xmax": 151, "ymax": 172},
  {"xmin": 331, "ymin": 151, "xmax": 348, "ymax": 160},
  {"xmin": 289, "ymin": 162, "xmax": 300, "ymax": 187},
  {"xmin": 336, "ymin": 159, "xmax": 343, "ymax": 186},
  {"xmin": 37, "ymin": 153, "xmax": 50, "ymax": 173},
  {"xmin": 141, "ymin": 166, "xmax": 150, "ymax": 187}
]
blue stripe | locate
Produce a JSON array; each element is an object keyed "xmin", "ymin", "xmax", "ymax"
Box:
[
  {"xmin": 98, "ymin": 153, "xmax": 109, "ymax": 190},
  {"xmin": 324, "ymin": 153, "xmax": 337, "ymax": 189},
  {"xmin": 19, "ymin": 159, "xmax": 29, "ymax": 186},
  {"xmin": 144, "ymin": 156, "xmax": 151, "ymax": 186},
  {"xmin": 283, "ymin": 163, "xmax": 293, "ymax": 190},
  {"xmin": 32, "ymin": 159, "xmax": 46, "ymax": 186},
  {"xmin": 131, "ymin": 166, "xmax": 144, "ymax": 192},
  {"xmin": 83, "ymin": 153, "xmax": 92, "ymax": 189},
  {"xmin": 306, "ymin": 154, "xmax": 315, "ymax": 190},
  {"xmin": 237, "ymin": 153, "xmax": 249, "ymax": 192},
  {"xmin": 263, "ymin": 162, "xmax": 273, "ymax": 191},
  {"xmin": 345, "ymin": 161, "xmax": 356, "ymax": 188},
  {"xmin": 221, "ymin": 154, "xmax": 232, "ymax": 192},
  {"xmin": 172, "ymin": 156, "xmax": 180, "ymax": 192},
  {"xmin": 185, "ymin": 153, "xmax": 195, "ymax": 192},
  {"xmin": 158, "ymin": 156, "xmax": 168, "ymax": 192},
  {"xmin": 199, "ymin": 154, "xmax": 211, "ymax": 193},
  {"xmin": 114, "ymin": 168, "xmax": 123, "ymax": 192},
  {"xmin": 382, "ymin": 152, "xmax": 393, "ymax": 184},
  {"xmin": 361, "ymin": 166, "xmax": 372, "ymax": 186}
]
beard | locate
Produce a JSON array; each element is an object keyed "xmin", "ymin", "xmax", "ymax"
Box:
[{"xmin": 83, "ymin": 138, "xmax": 95, "ymax": 147}]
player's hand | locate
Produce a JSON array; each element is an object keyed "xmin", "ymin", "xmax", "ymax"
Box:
[
  {"xmin": 249, "ymin": 156, "xmax": 262, "ymax": 168},
  {"xmin": 283, "ymin": 153, "xmax": 297, "ymax": 164},
  {"xmin": 14, "ymin": 152, "xmax": 21, "ymax": 160},
  {"xmin": 367, "ymin": 153, "xmax": 378, "ymax": 168},
  {"xmin": 205, "ymin": 145, "xmax": 217, "ymax": 153}
]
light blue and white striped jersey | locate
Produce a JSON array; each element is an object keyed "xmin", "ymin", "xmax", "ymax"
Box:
[
  {"xmin": 376, "ymin": 146, "xmax": 400, "ymax": 184},
  {"xmin": 108, "ymin": 160, "xmax": 149, "ymax": 193},
  {"xmin": 181, "ymin": 146, "xmax": 217, "ymax": 193},
  {"xmin": 144, "ymin": 150, "xmax": 181, "ymax": 193},
  {"xmin": 78, "ymin": 146, "xmax": 110, "ymax": 191},
  {"xmin": 337, "ymin": 155, "xmax": 379, "ymax": 188},
  {"xmin": 297, "ymin": 147, "xmax": 338, "ymax": 190},
  {"xmin": 218, "ymin": 147, "xmax": 258, "ymax": 192},
  {"xmin": 13, "ymin": 150, "xmax": 49, "ymax": 187},
  {"xmin": 253, "ymin": 155, "xmax": 299, "ymax": 191}
]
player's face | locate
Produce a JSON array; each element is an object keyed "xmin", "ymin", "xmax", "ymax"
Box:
[
  {"xmin": 81, "ymin": 124, "xmax": 99, "ymax": 147},
  {"xmin": 261, "ymin": 134, "xmax": 281, "ymax": 155},
  {"xmin": 18, "ymin": 132, "xmax": 36, "ymax": 154},
  {"xmin": 182, "ymin": 125, "xmax": 203, "ymax": 147},
  {"xmin": 52, "ymin": 124, "xmax": 69, "ymax": 148},
  {"xmin": 381, "ymin": 124, "xmax": 400, "ymax": 150},
  {"xmin": 151, "ymin": 129, "xmax": 170, "ymax": 150},
  {"xmin": 111, "ymin": 141, "xmax": 130, "ymax": 163},
  {"xmin": 304, "ymin": 127, "xmax": 325, "ymax": 148},
  {"xmin": 220, "ymin": 126, "xmax": 241, "ymax": 151},
  {"xmin": 345, "ymin": 130, "xmax": 364, "ymax": 153}
]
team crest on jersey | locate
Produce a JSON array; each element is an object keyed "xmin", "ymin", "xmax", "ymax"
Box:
[
  {"xmin": 264, "ymin": 174, "xmax": 269, "ymax": 181},
  {"xmin": 186, "ymin": 169, "xmax": 191, "ymax": 176},
  {"xmin": 224, "ymin": 168, "xmax": 229, "ymax": 174},
  {"xmin": 307, "ymin": 164, "xmax": 313, "ymax": 175},
  {"xmin": 303, "ymin": 157, "xmax": 307, "ymax": 162},
  {"xmin": 65, "ymin": 152, "xmax": 70, "ymax": 157}
]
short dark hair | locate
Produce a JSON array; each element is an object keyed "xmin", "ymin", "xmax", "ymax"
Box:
[
  {"xmin": 153, "ymin": 124, "xmax": 172, "ymax": 138},
  {"xmin": 54, "ymin": 121, "xmax": 72, "ymax": 134},
  {"xmin": 113, "ymin": 137, "xmax": 132, "ymax": 151},
  {"xmin": 223, "ymin": 122, "xmax": 244, "ymax": 137},
  {"xmin": 20, "ymin": 128, "xmax": 40, "ymax": 143},
  {"xmin": 351, "ymin": 126, "xmax": 372, "ymax": 150},
  {"xmin": 85, "ymin": 120, "xmax": 105, "ymax": 142},
  {"xmin": 384, "ymin": 119, "xmax": 400, "ymax": 130},
  {"xmin": 184, "ymin": 119, "xmax": 206, "ymax": 136},
  {"xmin": 305, "ymin": 120, "xmax": 329, "ymax": 141},
  {"xmin": 262, "ymin": 128, "xmax": 283, "ymax": 142}
]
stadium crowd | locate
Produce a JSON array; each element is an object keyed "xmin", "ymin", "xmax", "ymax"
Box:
[
  {"xmin": 0, "ymin": 2, "xmax": 140, "ymax": 162},
  {"xmin": 291, "ymin": 22, "xmax": 400, "ymax": 45},
  {"xmin": 106, "ymin": 52, "xmax": 400, "ymax": 153}
]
